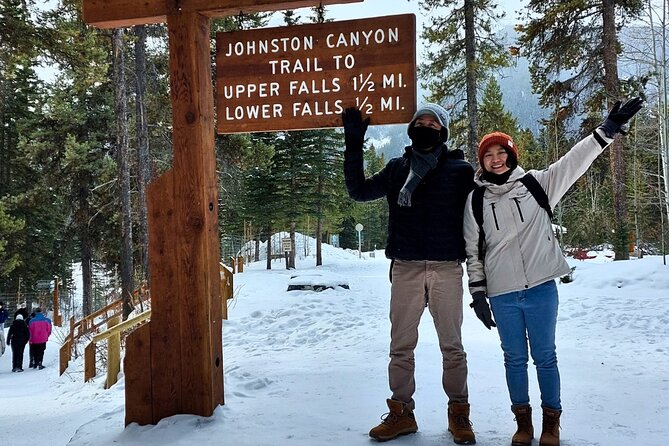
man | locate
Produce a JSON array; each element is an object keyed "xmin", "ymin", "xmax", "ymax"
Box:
[
  {"xmin": 28, "ymin": 307, "xmax": 52, "ymax": 369},
  {"xmin": 342, "ymin": 104, "xmax": 476, "ymax": 444}
]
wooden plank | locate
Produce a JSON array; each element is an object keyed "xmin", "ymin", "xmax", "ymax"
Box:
[
  {"xmin": 83, "ymin": 0, "xmax": 362, "ymax": 28},
  {"xmin": 167, "ymin": 10, "xmax": 224, "ymax": 416},
  {"xmin": 59, "ymin": 338, "xmax": 71, "ymax": 376},
  {"xmin": 91, "ymin": 309, "xmax": 151, "ymax": 343},
  {"xmin": 125, "ymin": 322, "xmax": 153, "ymax": 426},
  {"xmin": 84, "ymin": 342, "xmax": 96, "ymax": 382},
  {"xmin": 216, "ymin": 14, "xmax": 416, "ymax": 133},
  {"xmin": 147, "ymin": 170, "xmax": 182, "ymax": 423},
  {"xmin": 105, "ymin": 316, "xmax": 122, "ymax": 389},
  {"xmin": 220, "ymin": 263, "xmax": 233, "ymax": 320}
]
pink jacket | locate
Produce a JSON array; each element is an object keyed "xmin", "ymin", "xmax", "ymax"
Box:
[{"xmin": 28, "ymin": 313, "xmax": 52, "ymax": 344}]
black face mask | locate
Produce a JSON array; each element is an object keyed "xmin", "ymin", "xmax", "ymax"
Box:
[{"xmin": 410, "ymin": 126, "xmax": 441, "ymax": 150}]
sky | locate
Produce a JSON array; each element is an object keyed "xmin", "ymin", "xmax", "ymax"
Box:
[
  {"xmin": 274, "ymin": 0, "xmax": 524, "ymax": 36},
  {"xmin": 319, "ymin": 0, "xmax": 524, "ymax": 25},
  {"xmin": 1, "ymin": 235, "xmax": 668, "ymax": 445}
]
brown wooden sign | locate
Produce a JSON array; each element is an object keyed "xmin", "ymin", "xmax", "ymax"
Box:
[{"xmin": 216, "ymin": 14, "xmax": 416, "ymax": 133}]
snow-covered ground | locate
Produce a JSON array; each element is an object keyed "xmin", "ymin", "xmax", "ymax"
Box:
[{"xmin": 1, "ymin": 242, "xmax": 668, "ymax": 445}]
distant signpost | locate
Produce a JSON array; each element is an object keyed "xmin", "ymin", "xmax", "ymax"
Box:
[
  {"xmin": 216, "ymin": 14, "xmax": 416, "ymax": 133},
  {"xmin": 355, "ymin": 223, "xmax": 363, "ymax": 258}
]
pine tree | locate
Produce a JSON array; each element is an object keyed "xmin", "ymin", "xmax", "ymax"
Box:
[
  {"xmin": 518, "ymin": 0, "xmax": 644, "ymax": 259},
  {"xmin": 112, "ymin": 27, "xmax": 134, "ymax": 319},
  {"xmin": 0, "ymin": 201, "xmax": 24, "ymax": 279},
  {"xmin": 419, "ymin": 0, "xmax": 510, "ymax": 162},
  {"xmin": 478, "ymin": 77, "xmax": 519, "ymax": 135},
  {"xmin": 36, "ymin": 0, "xmax": 117, "ymax": 314}
]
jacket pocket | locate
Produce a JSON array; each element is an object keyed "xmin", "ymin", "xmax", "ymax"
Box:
[
  {"xmin": 490, "ymin": 203, "xmax": 500, "ymax": 230},
  {"xmin": 513, "ymin": 198, "xmax": 525, "ymax": 222}
]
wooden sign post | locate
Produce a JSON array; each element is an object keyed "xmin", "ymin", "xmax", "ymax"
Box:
[{"xmin": 82, "ymin": 0, "xmax": 362, "ymax": 426}]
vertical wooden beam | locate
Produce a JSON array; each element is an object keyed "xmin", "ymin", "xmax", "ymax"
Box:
[
  {"xmin": 147, "ymin": 171, "xmax": 181, "ymax": 421},
  {"xmin": 167, "ymin": 10, "xmax": 224, "ymax": 415},
  {"xmin": 84, "ymin": 342, "xmax": 96, "ymax": 382},
  {"xmin": 105, "ymin": 316, "xmax": 122, "ymax": 389},
  {"xmin": 147, "ymin": 10, "xmax": 223, "ymax": 422},
  {"xmin": 53, "ymin": 278, "xmax": 61, "ymax": 326},
  {"xmin": 59, "ymin": 338, "xmax": 71, "ymax": 375},
  {"xmin": 125, "ymin": 322, "xmax": 152, "ymax": 426}
]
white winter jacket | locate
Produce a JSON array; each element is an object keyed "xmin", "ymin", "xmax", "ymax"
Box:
[{"xmin": 464, "ymin": 129, "xmax": 613, "ymax": 297}]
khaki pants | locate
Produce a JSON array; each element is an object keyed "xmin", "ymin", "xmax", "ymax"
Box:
[{"xmin": 388, "ymin": 260, "xmax": 468, "ymax": 411}]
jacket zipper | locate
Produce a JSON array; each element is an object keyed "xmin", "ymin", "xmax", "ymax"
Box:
[
  {"xmin": 490, "ymin": 203, "xmax": 500, "ymax": 230},
  {"xmin": 513, "ymin": 198, "xmax": 525, "ymax": 222}
]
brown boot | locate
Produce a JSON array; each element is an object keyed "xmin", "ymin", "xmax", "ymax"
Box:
[
  {"xmin": 511, "ymin": 405, "xmax": 534, "ymax": 446},
  {"xmin": 448, "ymin": 402, "xmax": 476, "ymax": 445},
  {"xmin": 539, "ymin": 407, "xmax": 561, "ymax": 446},
  {"xmin": 368, "ymin": 399, "xmax": 418, "ymax": 442}
]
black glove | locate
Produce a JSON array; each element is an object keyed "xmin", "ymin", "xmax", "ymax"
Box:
[
  {"xmin": 599, "ymin": 97, "xmax": 643, "ymax": 138},
  {"xmin": 469, "ymin": 291, "xmax": 496, "ymax": 330},
  {"xmin": 342, "ymin": 107, "xmax": 370, "ymax": 152}
]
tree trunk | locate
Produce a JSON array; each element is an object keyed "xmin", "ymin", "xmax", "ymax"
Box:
[
  {"xmin": 113, "ymin": 28, "xmax": 134, "ymax": 318},
  {"xmin": 316, "ymin": 174, "xmax": 324, "ymax": 266},
  {"xmin": 254, "ymin": 238, "xmax": 260, "ymax": 262},
  {"xmin": 81, "ymin": 201, "xmax": 93, "ymax": 316},
  {"xmin": 464, "ymin": 0, "xmax": 479, "ymax": 164},
  {"xmin": 289, "ymin": 221, "xmax": 296, "ymax": 269},
  {"xmin": 135, "ymin": 25, "xmax": 151, "ymax": 284},
  {"xmin": 266, "ymin": 228, "xmax": 272, "ymax": 270},
  {"xmin": 316, "ymin": 215, "xmax": 323, "ymax": 266},
  {"xmin": 601, "ymin": 0, "xmax": 629, "ymax": 260}
]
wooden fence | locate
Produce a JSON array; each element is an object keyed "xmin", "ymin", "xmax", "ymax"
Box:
[
  {"xmin": 59, "ymin": 286, "xmax": 150, "ymax": 376},
  {"xmin": 84, "ymin": 310, "xmax": 152, "ymax": 387},
  {"xmin": 60, "ymin": 263, "xmax": 235, "ymax": 380}
]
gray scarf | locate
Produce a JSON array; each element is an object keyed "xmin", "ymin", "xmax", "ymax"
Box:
[{"xmin": 397, "ymin": 146, "xmax": 443, "ymax": 207}]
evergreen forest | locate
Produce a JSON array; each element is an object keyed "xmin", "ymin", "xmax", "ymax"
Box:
[{"xmin": 1, "ymin": 0, "xmax": 667, "ymax": 317}]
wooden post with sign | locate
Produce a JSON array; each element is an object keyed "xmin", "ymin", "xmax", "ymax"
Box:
[
  {"xmin": 82, "ymin": 0, "xmax": 363, "ymax": 427},
  {"xmin": 281, "ymin": 237, "xmax": 292, "ymax": 270}
]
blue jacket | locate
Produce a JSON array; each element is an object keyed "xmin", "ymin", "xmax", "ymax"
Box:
[{"xmin": 0, "ymin": 307, "xmax": 8, "ymax": 324}]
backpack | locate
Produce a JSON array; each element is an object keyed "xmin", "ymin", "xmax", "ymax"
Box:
[{"xmin": 472, "ymin": 173, "xmax": 552, "ymax": 261}]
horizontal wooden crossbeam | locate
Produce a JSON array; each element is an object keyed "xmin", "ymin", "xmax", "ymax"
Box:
[
  {"xmin": 83, "ymin": 0, "xmax": 363, "ymax": 28},
  {"xmin": 91, "ymin": 309, "xmax": 152, "ymax": 343}
]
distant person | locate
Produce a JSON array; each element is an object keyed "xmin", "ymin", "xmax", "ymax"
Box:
[
  {"xmin": 6, "ymin": 313, "xmax": 30, "ymax": 372},
  {"xmin": 0, "ymin": 301, "xmax": 8, "ymax": 356},
  {"xmin": 14, "ymin": 307, "xmax": 29, "ymax": 320},
  {"xmin": 26, "ymin": 311, "xmax": 36, "ymax": 368},
  {"xmin": 342, "ymin": 104, "xmax": 476, "ymax": 444},
  {"xmin": 28, "ymin": 307, "xmax": 52, "ymax": 370},
  {"xmin": 463, "ymin": 98, "xmax": 643, "ymax": 446}
]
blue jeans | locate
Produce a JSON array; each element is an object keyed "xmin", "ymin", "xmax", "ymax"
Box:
[{"xmin": 489, "ymin": 280, "xmax": 561, "ymax": 410}]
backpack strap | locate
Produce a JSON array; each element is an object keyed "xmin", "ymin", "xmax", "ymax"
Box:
[
  {"xmin": 472, "ymin": 186, "xmax": 486, "ymax": 261},
  {"xmin": 519, "ymin": 173, "xmax": 553, "ymax": 220}
]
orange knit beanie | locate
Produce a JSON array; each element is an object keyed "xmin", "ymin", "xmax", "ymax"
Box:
[{"xmin": 477, "ymin": 132, "xmax": 518, "ymax": 168}]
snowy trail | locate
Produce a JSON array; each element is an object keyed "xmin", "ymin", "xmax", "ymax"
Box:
[{"xmin": 1, "ymin": 250, "xmax": 667, "ymax": 445}]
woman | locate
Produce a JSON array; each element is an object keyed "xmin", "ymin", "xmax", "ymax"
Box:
[
  {"xmin": 6, "ymin": 313, "xmax": 30, "ymax": 372},
  {"xmin": 463, "ymin": 98, "xmax": 642, "ymax": 446}
]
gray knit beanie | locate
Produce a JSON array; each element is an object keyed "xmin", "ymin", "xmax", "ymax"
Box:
[{"xmin": 407, "ymin": 103, "xmax": 450, "ymax": 142}]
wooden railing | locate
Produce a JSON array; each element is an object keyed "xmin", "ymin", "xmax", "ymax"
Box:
[
  {"xmin": 84, "ymin": 310, "xmax": 152, "ymax": 387},
  {"xmin": 60, "ymin": 263, "xmax": 235, "ymax": 381},
  {"xmin": 59, "ymin": 285, "xmax": 150, "ymax": 376}
]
